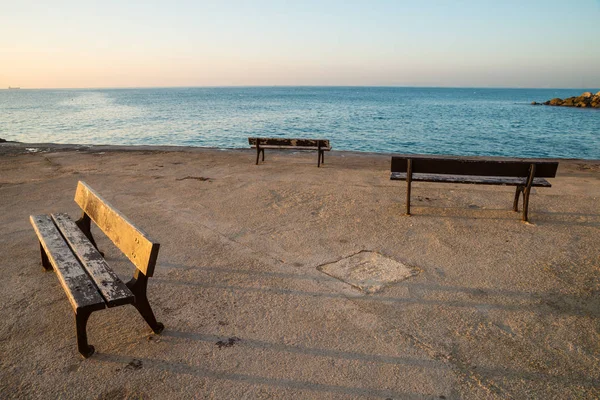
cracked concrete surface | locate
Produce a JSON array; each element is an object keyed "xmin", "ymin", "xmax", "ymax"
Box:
[{"xmin": 0, "ymin": 142, "xmax": 599, "ymax": 399}]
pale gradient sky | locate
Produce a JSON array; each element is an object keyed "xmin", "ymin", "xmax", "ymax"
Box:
[{"xmin": 1, "ymin": 0, "xmax": 599, "ymax": 88}]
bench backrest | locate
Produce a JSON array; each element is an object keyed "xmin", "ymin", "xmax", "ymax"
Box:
[
  {"xmin": 74, "ymin": 181, "xmax": 160, "ymax": 277},
  {"xmin": 249, "ymin": 137, "xmax": 330, "ymax": 148},
  {"xmin": 391, "ymin": 156, "xmax": 559, "ymax": 178}
]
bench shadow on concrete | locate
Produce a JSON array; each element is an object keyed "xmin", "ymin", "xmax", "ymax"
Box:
[
  {"xmin": 159, "ymin": 330, "xmax": 597, "ymax": 390},
  {"xmin": 126, "ymin": 262, "xmax": 600, "ymax": 392},
  {"xmin": 93, "ymin": 287, "xmax": 600, "ymax": 394},
  {"xmin": 93, "ymin": 353, "xmax": 427, "ymax": 399},
  {"xmin": 155, "ymin": 263, "xmax": 600, "ymax": 319},
  {"xmin": 84, "ymin": 260, "xmax": 600, "ymax": 395},
  {"xmin": 404, "ymin": 206, "xmax": 600, "ymax": 228},
  {"xmin": 96, "ymin": 327, "xmax": 599, "ymax": 391}
]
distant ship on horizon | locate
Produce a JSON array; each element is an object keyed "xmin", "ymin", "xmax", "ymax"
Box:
[{"xmin": 8, "ymin": 86, "xmax": 21, "ymax": 90}]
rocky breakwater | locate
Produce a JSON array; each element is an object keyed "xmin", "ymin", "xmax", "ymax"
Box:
[{"xmin": 532, "ymin": 91, "xmax": 600, "ymax": 108}]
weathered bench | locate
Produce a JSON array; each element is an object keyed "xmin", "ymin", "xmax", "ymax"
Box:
[
  {"xmin": 30, "ymin": 181, "xmax": 164, "ymax": 358},
  {"xmin": 248, "ymin": 137, "xmax": 331, "ymax": 167},
  {"xmin": 390, "ymin": 156, "xmax": 559, "ymax": 222}
]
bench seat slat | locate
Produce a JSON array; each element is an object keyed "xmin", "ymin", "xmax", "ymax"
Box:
[
  {"xmin": 249, "ymin": 137, "xmax": 330, "ymax": 148},
  {"xmin": 30, "ymin": 215, "xmax": 106, "ymax": 312},
  {"xmin": 52, "ymin": 213, "xmax": 135, "ymax": 308},
  {"xmin": 390, "ymin": 172, "xmax": 552, "ymax": 187},
  {"xmin": 250, "ymin": 145, "xmax": 332, "ymax": 151}
]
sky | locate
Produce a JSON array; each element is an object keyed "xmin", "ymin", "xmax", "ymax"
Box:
[{"xmin": 1, "ymin": 0, "xmax": 599, "ymax": 89}]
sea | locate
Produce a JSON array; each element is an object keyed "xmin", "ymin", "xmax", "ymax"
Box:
[{"xmin": 1, "ymin": 87, "xmax": 598, "ymax": 159}]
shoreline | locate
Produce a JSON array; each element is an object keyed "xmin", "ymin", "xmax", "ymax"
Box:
[{"xmin": 2, "ymin": 140, "xmax": 599, "ymax": 163}]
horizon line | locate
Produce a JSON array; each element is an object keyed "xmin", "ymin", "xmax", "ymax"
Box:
[{"xmin": 2, "ymin": 85, "xmax": 599, "ymax": 91}]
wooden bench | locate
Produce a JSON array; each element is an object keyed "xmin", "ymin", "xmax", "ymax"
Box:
[
  {"xmin": 30, "ymin": 181, "xmax": 164, "ymax": 358},
  {"xmin": 248, "ymin": 137, "xmax": 331, "ymax": 167},
  {"xmin": 390, "ymin": 156, "xmax": 559, "ymax": 222}
]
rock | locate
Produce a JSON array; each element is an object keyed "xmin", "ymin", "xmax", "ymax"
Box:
[
  {"xmin": 531, "ymin": 101, "xmax": 540, "ymax": 105},
  {"xmin": 548, "ymin": 98, "xmax": 563, "ymax": 106},
  {"xmin": 562, "ymin": 98, "xmax": 575, "ymax": 106},
  {"xmin": 541, "ymin": 92, "xmax": 600, "ymax": 108}
]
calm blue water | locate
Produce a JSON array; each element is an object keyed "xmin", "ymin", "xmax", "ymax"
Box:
[{"xmin": 1, "ymin": 87, "xmax": 598, "ymax": 159}]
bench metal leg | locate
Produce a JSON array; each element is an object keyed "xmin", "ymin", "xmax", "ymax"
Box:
[
  {"xmin": 521, "ymin": 164, "xmax": 536, "ymax": 222},
  {"xmin": 256, "ymin": 147, "xmax": 264, "ymax": 165},
  {"xmin": 127, "ymin": 272, "xmax": 164, "ymax": 334},
  {"xmin": 406, "ymin": 181, "xmax": 412, "ymax": 215},
  {"xmin": 134, "ymin": 295, "xmax": 164, "ymax": 334},
  {"xmin": 40, "ymin": 243, "xmax": 52, "ymax": 271},
  {"xmin": 512, "ymin": 186, "xmax": 523, "ymax": 212},
  {"xmin": 75, "ymin": 309, "xmax": 95, "ymax": 358},
  {"xmin": 75, "ymin": 213, "xmax": 104, "ymax": 256},
  {"xmin": 522, "ymin": 189, "xmax": 531, "ymax": 222},
  {"xmin": 406, "ymin": 159, "xmax": 413, "ymax": 215},
  {"xmin": 321, "ymin": 151, "xmax": 325, "ymax": 165}
]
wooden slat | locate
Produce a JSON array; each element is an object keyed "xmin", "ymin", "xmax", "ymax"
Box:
[
  {"xmin": 52, "ymin": 213, "xmax": 135, "ymax": 308},
  {"xmin": 249, "ymin": 145, "xmax": 332, "ymax": 151},
  {"xmin": 74, "ymin": 182, "xmax": 160, "ymax": 277},
  {"xmin": 390, "ymin": 172, "xmax": 552, "ymax": 187},
  {"xmin": 391, "ymin": 156, "xmax": 558, "ymax": 178},
  {"xmin": 30, "ymin": 215, "xmax": 106, "ymax": 312},
  {"xmin": 248, "ymin": 137, "xmax": 330, "ymax": 148}
]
